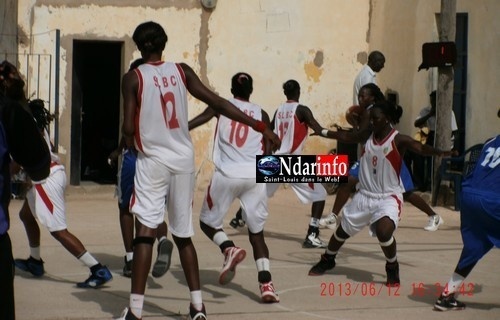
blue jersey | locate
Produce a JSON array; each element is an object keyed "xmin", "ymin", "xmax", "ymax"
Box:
[{"xmin": 462, "ymin": 135, "xmax": 500, "ymax": 198}]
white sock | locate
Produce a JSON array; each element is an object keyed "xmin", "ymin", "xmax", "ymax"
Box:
[
  {"xmin": 190, "ymin": 290, "xmax": 203, "ymax": 310},
  {"xmin": 255, "ymin": 258, "xmax": 270, "ymax": 272},
  {"xmin": 310, "ymin": 218, "xmax": 320, "ymax": 228},
  {"xmin": 30, "ymin": 246, "xmax": 41, "ymax": 260},
  {"xmin": 126, "ymin": 251, "xmax": 134, "ymax": 262},
  {"xmin": 443, "ymin": 272, "xmax": 465, "ymax": 296},
  {"xmin": 212, "ymin": 231, "xmax": 229, "ymax": 247},
  {"xmin": 130, "ymin": 294, "xmax": 144, "ymax": 318},
  {"xmin": 78, "ymin": 251, "xmax": 99, "ymax": 268}
]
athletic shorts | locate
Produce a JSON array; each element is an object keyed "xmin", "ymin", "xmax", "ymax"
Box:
[
  {"xmin": 26, "ymin": 165, "xmax": 67, "ymax": 232},
  {"xmin": 457, "ymin": 189, "xmax": 500, "ymax": 270},
  {"xmin": 116, "ymin": 149, "xmax": 136, "ymax": 210},
  {"xmin": 341, "ymin": 190, "xmax": 403, "ymax": 237},
  {"xmin": 130, "ymin": 154, "xmax": 195, "ymax": 238},
  {"xmin": 266, "ymin": 182, "xmax": 326, "ymax": 203},
  {"xmin": 349, "ymin": 161, "xmax": 414, "ymax": 192},
  {"xmin": 200, "ymin": 170, "xmax": 268, "ymax": 234}
]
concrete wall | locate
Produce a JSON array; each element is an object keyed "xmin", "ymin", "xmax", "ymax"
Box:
[
  {"xmin": 0, "ymin": 0, "xmax": 19, "ymax": 60},
  {"xmin": 370, "ymin": 0, "xmax": 500, "ymax": 147},
  {"xmin": 11, "ymin": 0, "xmax": 500, "ymax": 187}
]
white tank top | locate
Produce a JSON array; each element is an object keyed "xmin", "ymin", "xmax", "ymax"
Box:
[
  {"xmin": 213, "ymin": 98, "xmax": 263, "ymax": 178},
  {"xmin": 134, "ymin": 62, "xmax": 194, "ymax": 173},
  {"xmin": 358, "ymin": 128, "xmax": 403, "ymax": 197},
  {"xmin": 273, "ymin": 101, "xmax": 308, "ymax": 155}
]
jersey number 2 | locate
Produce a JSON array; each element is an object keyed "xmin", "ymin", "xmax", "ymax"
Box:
[{"xmin": 160, "ymin": 91, "xmax": 180, "ymax": 129}]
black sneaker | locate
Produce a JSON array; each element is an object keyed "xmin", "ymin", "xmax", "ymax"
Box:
[
  {"xmin": 434, "ymin": 294, "xmax": 466, "ymax": 311},
  {"xmin": 229, "ymin": 217, "xmax": 245, "ymax": 229},
  {"xmin": 308, "ymin": 254, "xmax": 336, "ymax": 276},
  {"xmin": 116, "ymin": 307, "xmax": 141, "ymax": 320},
  {"xmin": 123, "ymin": 256, "xmax": 132, "ymax": 278},
  {"xmin": 152, "ymin": 239, "xmax": 174, "ymax": 278},
  {"xmin": 385, "ymin": 261, "xmax": 400, "ymax": 287},
  {"xmin": 303, "ymin": 231, "xmax": 327, "ymax": 248},
  {"xmin": 188, "ymin": 303, "xmax": 207, "ymax": 320},
  {"xmin": 14, "ymin": 256, "xmax": 45, "ymax": 277}
]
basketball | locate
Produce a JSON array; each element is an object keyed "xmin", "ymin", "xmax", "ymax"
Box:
[{"xmin": 345, "ymin": 105, "xmax": 363, "ymax": 126}]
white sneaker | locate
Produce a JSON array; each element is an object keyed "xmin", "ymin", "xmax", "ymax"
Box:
[
  {"xmin": 303, "ymin": 232, "xmax": 328, "ymax": 248},
  {"xmin": 115, "ymin": 308, "xmax": 141, "ymax": 320},
  {"xmin": 219, "ymin": 246, "xmax": 246, "ymax": 285},
  {"xmin": 424, "ymin": 214, "xmax": 444, "ymax": 231},
  {"xmin": 319, "ymin": 213, "xmax": 338, "ymax": 230}
]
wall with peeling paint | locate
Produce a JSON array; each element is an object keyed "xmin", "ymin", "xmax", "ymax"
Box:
[
  {"xmin": 11, "ymin": 0, "xmax": 499, "ymax": 187},
  {"xmin": 369, "ymin": 0, "xmax": 500, "ymax": 148}
]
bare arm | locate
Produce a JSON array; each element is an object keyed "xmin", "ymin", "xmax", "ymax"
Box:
[
  {"xmin": 395, "ymin": 134, "xmax": 453, "ymax": 157},
  {"xmin": 121, "ymin": 70, "xmax": 139, "ymax": 149},
  {"xmin": 296, "ymin": 105, "xmax": 324, "ymax": 136},
  {"xmin": 414, "ymin": 107, "xmax": 434, "ymax": 128},
  {"xmin": 188, "ymin": 106, "xmax": 218, "ymax": 131},
  {"xmin": 261, "ymin": 110, "xmax": 273, "ymax": 154},
  {"xmin": 317, "ymin": 108, "xmax": 372, "ymax": 144},
  {"xmin": 180, "ymin": 63, "xmax": 281, "ymax": 150}
]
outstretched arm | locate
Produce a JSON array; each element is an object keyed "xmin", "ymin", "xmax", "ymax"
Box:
[
  {"xmin": 180, "ymin": 63, "xmax": 280, "ymax": 151},
  {"xmin": 396, "ymin": 134, "xmax": 454, "ymax": 157},
  {"xmin": 296, "ymin": 105, "xmax": 324, "ymax": 136},
  {"xmin": 188, "ymin": 106, "xmax": 217, "ymax": 131}
]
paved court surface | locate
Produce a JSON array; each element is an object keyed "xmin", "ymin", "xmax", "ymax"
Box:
[{"xmin": 9, "ymin": 183, "xmax": 500, "ymax": 320}]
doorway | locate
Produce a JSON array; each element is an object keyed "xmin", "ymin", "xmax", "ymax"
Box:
[{"xmin": 71, "ymin": 40, "xmax": 122, "ymax": 185}]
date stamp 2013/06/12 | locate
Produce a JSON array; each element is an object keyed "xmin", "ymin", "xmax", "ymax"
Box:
[{"xmin": 319, "ymin": 282, "xmax": 475, "ymax": 297}]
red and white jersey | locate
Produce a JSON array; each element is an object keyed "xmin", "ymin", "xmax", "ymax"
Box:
[
  {"xmin": 134, "ymin": 62, "xmax": 194, "ymax": 173},
  {"xmin": 213, "ymin": 98, "xmax": 264, "ymax": 178},
  {"xmin": 273, "ymin": 101, "xmax": 308, "ymax": 155},
  {"xmin": 358, "ymin": 128, "xmax": 404, "ymax": 196}
]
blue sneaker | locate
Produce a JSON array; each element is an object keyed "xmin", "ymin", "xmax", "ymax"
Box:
[
  {"xmin": 14, "ymin": 256, "xmax": 45, "ymax": 277},
  {"xmin": 77, "ymin": 265, "xmax": 112, "ymax": 288}
]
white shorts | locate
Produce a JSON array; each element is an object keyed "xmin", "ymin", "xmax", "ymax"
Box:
[
  {"xmin": 26, "ymin": 165, "xmax": 67, "ymax": 232},
  {"xmin": 341, "ymin": 190, "xmax": 403, "ymax": 237},
  {"xmin": 200, "ymin": 170, "xmax": 268, "ymax": 234},
  {"xmin": 266, "ymin": 182, "xmax": 326, "ymax": 203},
  {"xmin": 131, "ymin": 154, "xmax": 195, "ymax": 238}
]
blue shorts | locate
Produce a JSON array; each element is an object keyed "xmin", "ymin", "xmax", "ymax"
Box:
[
  {"xmin": 457, "ymin": 189, "xmax": 500, "ymax": 270},
  {"xmin": 348, "ymin": 161, "xmax": 415, "ymax": 192},
  {"xmin": 117, "ymin": 149, "xmax": 136, "ymax": 210}
]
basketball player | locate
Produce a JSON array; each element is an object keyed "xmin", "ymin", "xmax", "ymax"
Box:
[
  {"xmin": 13, "ymin": 99, "xmax": 112, "ymax": 288},
  {"xmin": 434, "ymin": 111, "xmax": 499, "ymax": 311},
  {"xmin": 320, "ymin": 83, "xmax": 445, "ymax": 232},
  {"xmin": 189, "ymin": 72, "xmax": 279, "ymax": 303},
  {"xmin": 0, "ymin": 60, "xmax": 51, "ymax": 320},
  {"xmin": 108, "ymin": 58, "xmax": 173, "ymax": 279},
  {"xmin": 266, "ymin": 79, "xmax": 328, "ymax": 249},
  {"xmin": 117, "ymin": 21, "xmax": 280, "ymax": 320},
  {"xmin": 310, "ymin": 101, "xmax": 454, "ymax": 286}
]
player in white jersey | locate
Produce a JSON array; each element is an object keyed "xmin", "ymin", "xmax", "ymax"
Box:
[
  {"xmin": 309, "ymin": 101, "xmax": 454, "ymax": 286},
  {"xmin": 13, "ymin": 99, "xmax": 112, "ymax": 288},
  {"xmin": 189, "ymin": 72, "xmax": 279, "ymax": 303},
  {"xmin": 118, "ymin": 22, "xmax": 280, "ymax": 320},
  {"xmin": 265, "ymin": 79, "xmax": 328, "ymax": 249}
]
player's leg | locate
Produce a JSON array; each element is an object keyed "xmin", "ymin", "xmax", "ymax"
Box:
[
  {"xmin": 0, "ymin": 233, "xmax": 15, "ymax": 320},
  {"xmin": 404, "ymin": 192, "xmax": 443, "ymax": 231},
  {"xmin": 167, "ymin": 172, "xmax": 206, "ymax": 319},
  {"xmin": 117, "ymin": 149, "xmax": 136, "ymax": 277},
  {"xmin": 374, "ymin": 216, "xmax": 399, "ymax": 286},
  {"xmin": 14, "ymin": 197, "xmax": 46, "ymax": 276},
  {"xmin": 242, "ymin": 183, "xmax": 279, "ymax": 303},
  {"xmin": 321, "ymin": 162, "xmax": 359, "ymax": 230},
  {"xmin": 435, "ymin": 192, "xmax": 499, "ymax": 311},
  {"xmin": 199, "ymin": 172, "xmax": 246, "ymax": 285},
  {"xmin": 291, "ymin": 183, "xmax": 327, "ymax": 248}
]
